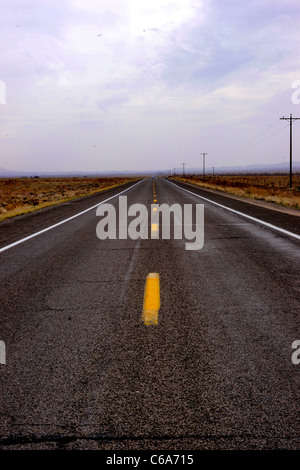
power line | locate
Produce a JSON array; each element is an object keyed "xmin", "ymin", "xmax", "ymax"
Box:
[
  {"xmin": 239, "ymin": 124, "xmax": 290, "ymax": 150},
  {"xmin": 213, "ymin": 122, "xmax": 290, "ymax": 158}
]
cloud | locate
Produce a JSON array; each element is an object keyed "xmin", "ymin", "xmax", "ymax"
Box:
[
  {"xmin": 1, "ymin": 0, "xmax": 300, "ymax": 172},
  {"xmin": 96, "ymin": 92, "xmax": 129, "ymax": 111}
]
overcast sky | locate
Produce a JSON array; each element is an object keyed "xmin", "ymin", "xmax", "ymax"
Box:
[{"xmin": 1, "ymin": 0, "xmax": 300, "ymax": 173}]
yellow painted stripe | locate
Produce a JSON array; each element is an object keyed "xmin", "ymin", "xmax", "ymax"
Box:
[
  {"xmin": 153, "ymin": 198, "xmax": 157, "ymax": 202},
  {"xmin": 142, "ymin": 273, "xmax": 160, "ymax": 325},
  {"xmin": 151, "ymin": 222, "xmax": 158, "ymax": 238}
]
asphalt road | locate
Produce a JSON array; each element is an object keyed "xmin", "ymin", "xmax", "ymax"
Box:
[{"xmin": 0, "ymin": 177, "xmax": 299, "ymax": 450}]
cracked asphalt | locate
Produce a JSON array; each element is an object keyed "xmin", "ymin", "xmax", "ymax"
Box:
[{"xmin": 0, "ymin": 177, "xmax": 299, "ymax": 450}]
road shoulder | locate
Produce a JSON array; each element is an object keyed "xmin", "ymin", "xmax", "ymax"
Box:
[{"xmin": 170, "ymin": 178, "xmax": 300, "ymax": 217}]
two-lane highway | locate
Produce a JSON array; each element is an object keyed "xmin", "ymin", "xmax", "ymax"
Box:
[{"xmin": 0, "ymin": 177, "xmax": 299, "ymax": 450}]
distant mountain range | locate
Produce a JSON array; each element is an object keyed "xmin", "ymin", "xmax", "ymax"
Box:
[
  {"xmin": 0, "ymin": 161, "xmax": 300, "ymax": 177},
  {"xmin": 0, "ymin": 167, "xmax": 146, "ymax": 177},
  {"xmin": 183, "ymin": 161, "xmax": 300, "ymax": 175}
]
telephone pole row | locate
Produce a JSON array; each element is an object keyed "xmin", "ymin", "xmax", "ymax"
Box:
[
  {"xmin": 201, "ymin": 153, "xmax": 208, "ymax": 179},
  {"xmin": 280, "ymin": 113, "xmax": 300, "ymax": 188}
]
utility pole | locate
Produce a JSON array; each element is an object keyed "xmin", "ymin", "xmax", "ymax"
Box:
[
  {"xmin": 173, "ymin": 167, "xmax": 176, "ymax": 176},
  {"xmin": 201, "ymin": 153, "xmax": 208, "ymax": 179},
  {"xmin": 280, "ymin": 114, "xmax": 300, "ymax": 188},
  {"xmin": 181, "ymin": 163, "xmax": 186, "ymax": 177}
]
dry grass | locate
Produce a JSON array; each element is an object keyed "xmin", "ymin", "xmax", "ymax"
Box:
[
  {"xmin": 0, "ymin": 176, "xmax": 138, "ymax": 221},
  {"xmin": 172, "ymin": 175, "xmax": 300, "ymax": 210}
]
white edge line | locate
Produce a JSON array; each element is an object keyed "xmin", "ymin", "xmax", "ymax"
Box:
[
  {"xmin": 0, "ymin": 179, "xmax": 144, "ymax": 254},
  {"xmin": 167, "ymin": 179, "xmax": 300, "ymax": 241}
]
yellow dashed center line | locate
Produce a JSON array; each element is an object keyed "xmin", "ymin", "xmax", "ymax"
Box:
[
  {"xmin": 152, "ymin": 183, "xmax": 158, "ymax": 231},
  {"xmin": 142, "ymin": 273, "xmax": 160, "ymax": 325},
  {"xmin": 151, "ymin": 222, "xmax": 158, "ymax": 238}
]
